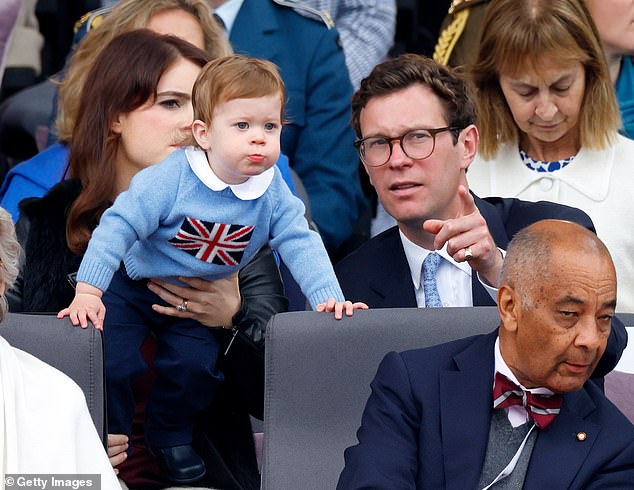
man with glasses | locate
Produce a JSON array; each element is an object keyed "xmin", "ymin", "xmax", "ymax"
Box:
[
  {"xmin": 336, "ymin": 53, "xmax": 596, "ymax": 309},
  {"xmin": 335, "ymin": 52, "xmax": 626, "ymax": 385}
]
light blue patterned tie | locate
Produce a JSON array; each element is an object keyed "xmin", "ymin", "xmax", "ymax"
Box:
[{"xmin": 422, "ymin": 252, "xmax": 443, "ymax": 308}]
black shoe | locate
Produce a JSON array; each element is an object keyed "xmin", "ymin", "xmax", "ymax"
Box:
[{"xmin": 151, "ymin": 444, "xmax": 206, "ymax": 484}]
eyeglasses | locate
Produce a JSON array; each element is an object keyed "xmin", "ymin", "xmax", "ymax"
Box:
[{"xmin": 354, "ymin": 127, "xmax": 459, "ymax": 167}]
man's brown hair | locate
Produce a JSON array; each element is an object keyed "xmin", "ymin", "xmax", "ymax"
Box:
[{"xmin": 351, "ymin": 54, "xmax": 476, "ymax": 141}]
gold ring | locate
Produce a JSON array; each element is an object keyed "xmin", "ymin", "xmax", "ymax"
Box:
[{"xmin": 464, "ymin": 247, "xmax": 474, "ymax": 261}]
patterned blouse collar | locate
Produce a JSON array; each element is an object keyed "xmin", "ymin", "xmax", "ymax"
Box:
[{"xmin": 520, "ymin": 149, "xmax": 576, "ymax": 173}]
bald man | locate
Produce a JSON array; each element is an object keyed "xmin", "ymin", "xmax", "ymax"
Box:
[{"xmin": 338, "ymin": 220, "xmax": 634, "ymax": 490}]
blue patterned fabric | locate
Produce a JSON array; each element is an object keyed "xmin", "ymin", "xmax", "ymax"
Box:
[
  {"xmin": 520, "ymin": 149, "xmax": 575, "ymax": 173},
  {"xmin": 293, "ymin": 0, "xmax": 396, "ymax": 89},
  {"xmin": 422, "ymin": 252, "xmax": 443, "ymax": 308}
]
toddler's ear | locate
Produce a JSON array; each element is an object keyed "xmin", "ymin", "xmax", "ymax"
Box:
[{"xmin": 192, "ymin": 120, "xmax": 211, "ymax": 150}]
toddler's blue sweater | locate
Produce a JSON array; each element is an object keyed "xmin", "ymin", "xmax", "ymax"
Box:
[{"xmin": 77, "ymin": 148, "xmax": 343, "ymax": 309}]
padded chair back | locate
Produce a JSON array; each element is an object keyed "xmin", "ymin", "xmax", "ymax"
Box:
[
  {"xmin": 262, "ymin": 306, "xmax": 500, "ymax": 490},
  {"xmin": 0, "ymin": 313, "xmax": 106, "ymax": 443}
]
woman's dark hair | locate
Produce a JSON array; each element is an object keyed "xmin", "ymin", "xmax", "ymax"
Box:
[{"xmin": 66, "ymin": 29, "xmax": 210, "ymax": 254}]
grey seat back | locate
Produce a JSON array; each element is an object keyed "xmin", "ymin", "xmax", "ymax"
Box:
[
  {"xmin": 0, "ymin": 312, "xmax": 106, "ymax": 444},
  {"xmin": 262, "ymin": 306, "xmax": 500, "ymax": 490}
]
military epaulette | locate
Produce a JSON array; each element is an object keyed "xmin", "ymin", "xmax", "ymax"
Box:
[
  {"xmin": 433, "ymin": 0, "xmax": 490, "ymax": 66},
  {"xmin": 73, "ymin": 6, "xmax": 111, "ymax": 35},
  {"xmin": 272, "ymin": 0, "xmax": 334, "ymax": 29}
]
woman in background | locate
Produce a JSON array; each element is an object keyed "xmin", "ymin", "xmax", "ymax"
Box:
[
  {"xmin": 586, "ymin": 0, "xmax": 634, "ymax": 138},
  {"xmin": 467, "ymin": 0, "xmax": 634, "ymax": 312}
]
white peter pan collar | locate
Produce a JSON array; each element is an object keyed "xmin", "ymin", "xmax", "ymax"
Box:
[
  {"xmin": 185, "ymin": 146, "xmax": 274, "ymax": 200},
  {"xmin": 485, "ymin": 141, "xmax": 614, "ymax": 202}
]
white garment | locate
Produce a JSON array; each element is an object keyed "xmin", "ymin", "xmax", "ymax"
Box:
[
  {"xmin": 0, "ymin": 336, "xmax": 120, "ymax": 488},
  {"xmin": 214, "ymin": 0, "xmax": 244, "ymax": 34},
  {"xmin": 468, "ymin": 134, "xmax": 634, "ymax": 312}
]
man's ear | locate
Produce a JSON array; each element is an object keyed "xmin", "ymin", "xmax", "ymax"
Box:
[
  {"xmin": 498, "ymin": 284, "xmax": 519, "ymax": 334},
  {"xmin": 459, "ymin": 124, "xmax": 479, "ymax": 171},
  {"xmin": 192, "ymin": 120, "xmax": 211, "ymax": 150}
]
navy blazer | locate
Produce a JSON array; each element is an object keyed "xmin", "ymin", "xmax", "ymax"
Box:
[
  {"xmin": 338, "ymin": 331, "xmax": 634, "ymax": 489},
  {"xmin": 229, "ymin": 0, "xmax": 365, "ymax": 251},
  {"xmin": 335, "ymin": 194, "xmax": 626, "ymax": 376}
]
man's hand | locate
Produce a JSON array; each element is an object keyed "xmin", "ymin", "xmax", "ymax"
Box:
[
  {"xmin": 57, "ymin": 282, "xmax": 105, "ymax": 330},
  {"xmin": 423, "ymin": 185, "xmax": 503, "ymax": 287}
]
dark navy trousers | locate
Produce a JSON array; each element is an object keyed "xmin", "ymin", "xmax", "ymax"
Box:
[{"xmin": 103, "ymin": 269, "xmax": 223, "ymax": 448}]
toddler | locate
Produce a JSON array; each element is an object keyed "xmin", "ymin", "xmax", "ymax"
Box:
[{"xmin": 59, "ymin": 55, "xmax": 365, "ymax": 483}]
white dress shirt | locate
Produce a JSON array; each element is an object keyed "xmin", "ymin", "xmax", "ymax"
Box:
[
  {"xmin": 214, "ymin": 0, "xmax": 244, "ymax": 35},
  {"xmin": 399, "ymin": 230, "xmax": 497, "ymax": 307}
]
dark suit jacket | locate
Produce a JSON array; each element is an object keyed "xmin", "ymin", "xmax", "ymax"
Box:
[
  {"xmin": 337, "ymin": 331, "xmax": 634, "ymax": 490},
  {"xmin": 336, "ymin": 195, "xmax": 595, "ymax": 307},
  {"xmin": 229, "ymin": 0, "xmax": 365, "ymax": 251},
  {"xmin": 335, "ymin": 195, "xmax": 626, "ymax": 376}
]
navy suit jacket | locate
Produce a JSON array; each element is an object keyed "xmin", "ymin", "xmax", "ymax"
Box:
[
  {"xmin": 338, "ymin": 331, "xmax": 634, "ymax": 489},
  {"xmin": 229, "ymin": 0, "xmax": 365, "ymax": 251},
  {"xmin": 335, "ymin": 194, "xmax": 626, "ymax": 376}
]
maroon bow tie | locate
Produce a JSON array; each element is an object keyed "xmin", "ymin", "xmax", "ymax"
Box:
[{"xmin": 493, "ymin": 372, "xmax": 563, "ymax": 430}]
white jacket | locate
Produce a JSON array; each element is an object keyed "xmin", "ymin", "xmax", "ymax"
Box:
[{"xmin": 468, "ymin": 133, "xmax": 634, "ymax": 312}]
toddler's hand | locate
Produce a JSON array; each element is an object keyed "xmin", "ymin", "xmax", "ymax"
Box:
[
  {"xmin": 316, "ymin": 298, "xmax": 369, "ymax": 320},
  {"xmin": 57, "ymin": 282, "xmax": 105, "ymax": 330}
]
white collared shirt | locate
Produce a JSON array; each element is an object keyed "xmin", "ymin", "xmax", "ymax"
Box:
[
  {"xmin": 494, "ymin": 337, "xmax": 554, "ymax": 427},
  {"xmin": 214, "ymin": 0, "xmax": 244, "ymax": 35},
  {"xmin": 185, "ymin": 147, "xmax": 273, "ymax": 200},
  {"xmin": 399, "ymin": 230, "xmax": 498, "ymax": 307}
]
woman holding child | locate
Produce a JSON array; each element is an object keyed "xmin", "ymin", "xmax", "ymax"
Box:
[
  {"xmin": 10, "ymin": 30, "xmax": 285, "ymax": 490},
  {"xmin": 57, "ymin": 32, "xmax": 358, "ymax": 485},
  {"xmin": 467, "ymin": 0, "xmax": 634, "ymax": 312}
]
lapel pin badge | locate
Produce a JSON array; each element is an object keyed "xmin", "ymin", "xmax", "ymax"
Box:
[{"xmin": 576, "ymin": 431, "xmax": 587, "ymax": 441}]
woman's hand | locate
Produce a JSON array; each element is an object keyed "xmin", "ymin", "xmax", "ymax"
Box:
[
  {"xmin": 147, "ymin": 274, "xmax": 241, "ymax": 328},
  {"xmin": 107, "ymin": 433, "xmax": 128, "ymax": 473}
]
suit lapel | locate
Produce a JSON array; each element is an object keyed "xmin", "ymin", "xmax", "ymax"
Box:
[
  {"xmin": 524, "ymin": 389, "xmax": 600, "ymax": 488},
  {"xmin": 229, "ymin": 0, "xmax": 280, "ymax": 62},
  {"xmin": 368, "ymin": 228, "xmax": 418, "ymax": 308},
  {"xmin": 440, "ymin": 333, "xmax": 497, "ymax": 489}
]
